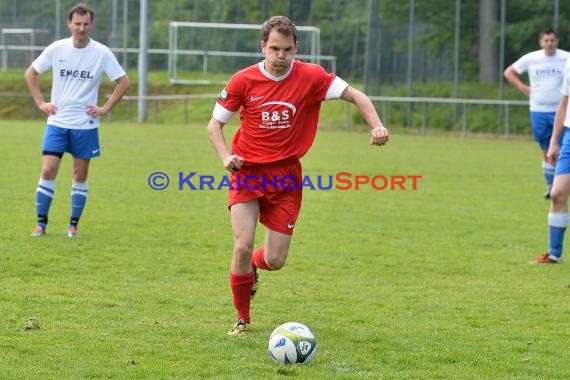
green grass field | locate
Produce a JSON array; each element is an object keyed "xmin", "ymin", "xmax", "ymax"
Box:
[{"xmin": 1, "ymin": 120, "xmax": 570, "ymax": 379}]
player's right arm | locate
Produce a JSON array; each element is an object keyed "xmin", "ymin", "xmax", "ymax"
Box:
[
  {"xmin": 24, "ymin": 65, "xmax": 57, "ymax": 116},
  {"xmin": 504, "ymin": 65, "xmax": 530, "ymax": 97},
  {"xmin": 207, "ymin": 117, "xmax": 244, "ymax": 172},
  {"xmin": 208, "ymin": 77, "xmax": 247, "ymax": 172}
]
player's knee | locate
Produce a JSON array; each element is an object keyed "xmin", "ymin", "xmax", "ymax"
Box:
[
  {"xmin": 73, "ymin": 174, "xmax": 88, "ymax": 183},
  {"xmin": 265, "ymin": 255, "xmax": 286, "ymax": 270},
  {"xmin": 40, "ymin": 168, "xmax": 57, "ymax": 180},
  {"xmin": 233, "ymin": 242, "xmax": 254, "ymax": 259},
  {"xmin": 72, "ymin": 169, "xmax": 88, "ymax": 183},
  {"xmin": 550, "ymin": 189, "xmax": 569, "ymax": 206}
]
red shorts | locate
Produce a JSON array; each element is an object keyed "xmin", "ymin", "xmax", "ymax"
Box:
[{"xmin": 228, "ymin": 158, "xmax": 302, "ymax": 235}]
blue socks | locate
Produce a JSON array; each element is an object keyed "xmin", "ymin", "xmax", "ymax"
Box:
[
  {"xmin": 70, "ymin": 181, "xmax": 88, "ymax": 225},
  {"xmin": 548, "ymin": 212, "xmax": 568, "ymax": 260},
  {"xmin": 36, "ymin": 179, "xmax": 55, "ymax": 228},
  {"xmin": 35, "ymin": 179, "xmax": 89, "ymax": 229}
]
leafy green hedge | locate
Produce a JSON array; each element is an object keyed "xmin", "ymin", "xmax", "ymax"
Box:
[
  {"xmin": 350, "ymin": 81, "xmax": 531, "ymax": 135},
  {"xmin": 1, "ymin": 69, "xmax": 533, "ymax": 135}
]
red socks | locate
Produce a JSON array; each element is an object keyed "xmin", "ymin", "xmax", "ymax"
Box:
[
  {"xmin": 251, "ymin": 247, "xmax": 271, "ymax": 270},
  {"xmin": 229, "ymin": 247, "xmax": 272, "ymax": 323},
  {"xmin": 229, "ymin": 272, "xmax": 254, "ymax": 323}
]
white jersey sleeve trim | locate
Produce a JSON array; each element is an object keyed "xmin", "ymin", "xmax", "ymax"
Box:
[
  {"xmin": 212, "ymin": 102, "xmax": 235, "ymax": 124},
  {"xmin": 325, "ymin": 77, "xmax": 349, "ymax": 100}
]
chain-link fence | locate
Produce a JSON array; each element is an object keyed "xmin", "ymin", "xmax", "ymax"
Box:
[
  {"xmin": 2, "ymin": 0, "xmax": 569, "ymax": 86},
  {"xmin": 2, "ymin": 0, "xmax": 569, "ymax": 130}
]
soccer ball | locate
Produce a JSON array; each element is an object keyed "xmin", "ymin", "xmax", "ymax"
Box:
[{"xmin": 268, "ymin": 322, "xmax": 317, "ymax": 365}]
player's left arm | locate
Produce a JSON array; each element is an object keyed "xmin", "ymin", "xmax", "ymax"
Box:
[
  {"xmin": 86, "ymin": 75, "xmax": 130, "ymax": 117},
  {"xmin": 340, "ymin": 86, "xmax": 388, "ymax": 146}
]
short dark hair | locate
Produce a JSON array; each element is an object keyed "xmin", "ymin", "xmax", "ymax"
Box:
[
  {"xmin": 539, "ymin": 27, "xmax": 559, "ymax": 39},
  {"xmin": 261, "ymin": 16, "xmax": 297, "ymax": 44},
  {"xmin": 68, "ymin": 3, "xmax": 94, "ymax": 22}
]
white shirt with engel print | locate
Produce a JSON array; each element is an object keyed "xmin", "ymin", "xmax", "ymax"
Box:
[
  {"xmin": 32, "ymin": 37, "xmax": 126, "ymax": 130},
  {"xmin": 512, "ymin": 49, "xmax": 570, "ymax": 112}
]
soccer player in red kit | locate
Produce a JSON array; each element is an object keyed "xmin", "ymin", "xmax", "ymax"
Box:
[{"xmin": 207, "ymin": 15, "xmax": 389, "ymax": 335}]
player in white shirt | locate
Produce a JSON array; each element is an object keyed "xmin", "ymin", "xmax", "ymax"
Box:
[
  {"xmin": 504, "ymin": 28, "xmax": 570, "ymax": 199},
  {"xmin": 25, "ymin": 3, "xmax": 129, "ymax": 238}
]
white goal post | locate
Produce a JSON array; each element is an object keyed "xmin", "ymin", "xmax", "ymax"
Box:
[
  {"xmin": 168, "ymin": 21, "xmax": 335, "ymax": 85},
  {"xmin": 1, "ymin": 28, "xmax": 51, "ymax": 70}
]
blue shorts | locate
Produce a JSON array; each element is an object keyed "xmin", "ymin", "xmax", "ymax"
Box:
[
  {"xmin": 555, "ymin": 128, "xmax": 570, "ymax": 176},
  {"xmin": 42, "ymin": 125, "xmax": 100, "ymax": 159},
  {"xmin": 530, "ymin": 111, "xmax": 556, "ymax": 150}
]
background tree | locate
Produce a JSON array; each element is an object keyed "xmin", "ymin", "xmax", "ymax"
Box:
[{"xmin": 2, "ymin": 0, "xmax": 570, "ymax": 89}]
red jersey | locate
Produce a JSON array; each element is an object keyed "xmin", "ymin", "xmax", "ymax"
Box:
[{"xmin": 213, "ymin": 60, "xmax": 345, "ymax": 164}]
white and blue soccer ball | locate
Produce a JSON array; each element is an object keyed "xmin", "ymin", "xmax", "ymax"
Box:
[{"xmin": 268, "ymin": 322, "xmax": 317, "ymax": 365}]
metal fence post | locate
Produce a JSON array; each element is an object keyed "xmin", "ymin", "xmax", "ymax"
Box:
[
  {"xmin": 345, "ymin": 102, "xmax": 351, "ymax": 131},
  {"xmin": 504, "ymin": 103, "xmax": 510, "ymax": 139},
  {"xmin": 382, "ymin": 101, "xmax": 387, "ymax": 129},
  {"xmin": 155, "ymin": 99, "xmax": 159, "ymax": 124},
  {"xmin": 461, "ymin": 102, "xmax": 468, "ymax": 138},
  {"xmin": 184, "ymin": 98, "xmax": 189, "ymax": 125},
  {"xmin": 421, "ymin": 102, "xmax": 426, "ymax": 135}
]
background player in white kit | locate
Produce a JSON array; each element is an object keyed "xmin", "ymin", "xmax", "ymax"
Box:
[
  {"xmin": 25, "ymin": 3, "xmax": 129, "ymax": 238},
  {"xmin": 504, "ymin": 28, "xmax": 570, "ymax": 199}
]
